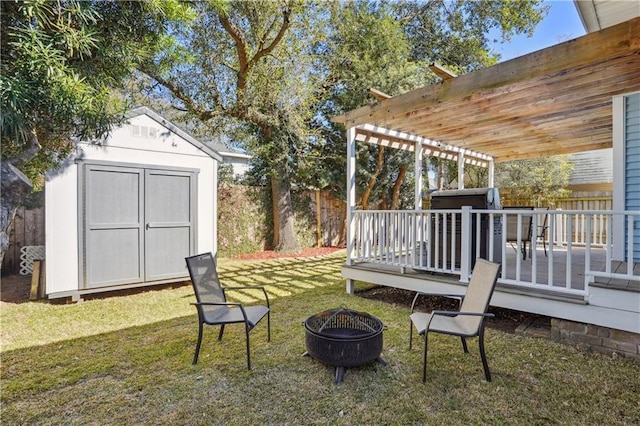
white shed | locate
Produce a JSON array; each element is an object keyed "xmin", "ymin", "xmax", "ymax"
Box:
[{"xmin": 44, "ymin": 107, "xmax": 221, "ymax": 301}]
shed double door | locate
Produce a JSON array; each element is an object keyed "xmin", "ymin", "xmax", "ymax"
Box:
[{"xmin": 83, "ymin": 164, "xmax": 196, "ymax": 289}]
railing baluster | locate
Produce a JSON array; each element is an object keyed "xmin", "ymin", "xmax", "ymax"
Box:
[
  {"xmin": 585, "ymin": 215, "xmax": 592, "ymax": 288},
  {"xmin": 566, "ymin": 215, "xmax": 573, "ymax": 289}
]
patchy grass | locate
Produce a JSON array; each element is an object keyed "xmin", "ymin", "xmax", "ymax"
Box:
[{"xmin": 2, "ymin": 251, "xmax": 639, "ymax": 424}]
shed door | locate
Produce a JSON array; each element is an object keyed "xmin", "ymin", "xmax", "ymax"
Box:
[
  {"xmin": 144, "ymin": 169, "xmax": 195, "ymax": 281},
  {"xmin": 85, "ymin": 165, "xmax": 144, "ymax": 288},
  {"xmin": 84, "ymin": 164, "xmax": 195, "ymax": 289}
]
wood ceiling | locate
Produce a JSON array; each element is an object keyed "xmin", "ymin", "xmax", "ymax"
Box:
[{"xmin": 333, "ymin": 17, "xmax": 640, "ymax": 163}]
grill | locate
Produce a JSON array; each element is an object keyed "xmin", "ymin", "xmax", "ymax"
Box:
[{"xmin": 303, "ymin": 307, "xmax": 386, "ymax": 383}]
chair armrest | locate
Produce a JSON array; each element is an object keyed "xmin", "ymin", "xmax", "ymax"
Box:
[
  {"xmin": 422, "ymin": 311, "xmax": 495, "ymax": 335},
  {"xmin": 432, "ymin": 310, "xmax": 495, "ymax": 318},
  {"xmin": 222, "ymin": 286, "xmax": 270, "ymax": 308},
  {"xmin": 411, "ymin": 292, "xmax": 464, "ymax": 313},
  {"xmin": 191, "ymin": 301, "xmax": 242, "ymax": 307}
]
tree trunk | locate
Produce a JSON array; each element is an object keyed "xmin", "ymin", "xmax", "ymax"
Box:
[
  {"xmin": 361, "ymin": 146, "xmax": 385, "ymax": 210},
  {"xmin": 391, "ymin": 165, "xmax": 408, "ymax": 209},
  {"xmin": 270, "ymin": 174, "xmax": 301, "ymax": 253},
  {"xmin": 437, "ymin": 160, "xmax": 445, "ymax": 190},
  {"xmin": 1, "ymin": 162, "xmax": 33, "ymax": 268}
]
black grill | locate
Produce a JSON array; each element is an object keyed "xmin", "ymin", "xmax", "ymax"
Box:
[{"xmin": 303, "ymin": 308, "xmax": 386, "ymax": 383}]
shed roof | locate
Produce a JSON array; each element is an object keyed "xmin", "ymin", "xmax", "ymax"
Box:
[
  {"xmin": 333, "ymin": 17, "xmax": 640, "ymax": 164},
  {"xmin": 126, "ymin": 106, "xmax": 223, "ymax": 162}
]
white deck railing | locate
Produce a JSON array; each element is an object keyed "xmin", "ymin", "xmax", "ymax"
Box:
[{"xmin": 349, "ymin": 208, "xmax": 640, "ymax": 298}]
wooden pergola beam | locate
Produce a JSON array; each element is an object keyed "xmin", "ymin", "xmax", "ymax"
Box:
[
  {"xmin": 429, "ymin": 63, "xmax": 457, "ymax": 80},
  {"xmin": 369, "ymin": 88, "xmax": 392, "ymax": 101},
  {"xmin": 332, "ymin": 17, "xmax": 640, "ymax": 163}
]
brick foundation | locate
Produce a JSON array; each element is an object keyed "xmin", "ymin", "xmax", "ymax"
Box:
[{"xmin": 550, "ymin": 319, "xmax": 640, "ymax": 361}]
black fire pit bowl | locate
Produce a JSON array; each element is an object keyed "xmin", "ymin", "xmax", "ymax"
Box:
[{"xmin": 303, "ymin": 307, "xmax": 387, "ymax": 383}]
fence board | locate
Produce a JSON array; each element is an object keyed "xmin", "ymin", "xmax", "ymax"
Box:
[{"xmin": 2, "ymin": 206, "xmax": 45, "ymax": 275}]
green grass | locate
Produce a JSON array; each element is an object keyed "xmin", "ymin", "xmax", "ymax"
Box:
[{"xmin": 2, "ymin": 251, "xmax": 639, "ymax": 425}]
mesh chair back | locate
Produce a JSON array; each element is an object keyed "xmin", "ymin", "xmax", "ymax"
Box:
[
  {"xmin": 457, "ymin": 259, "xmax": 500, "ymax": 334},
  {"xmin": 186, "ymin": 253, "xmax": 226, "ymax": 315},
  {"xmin": 504, "ymin": 207, "xmax": 534, "ymax": 241}
]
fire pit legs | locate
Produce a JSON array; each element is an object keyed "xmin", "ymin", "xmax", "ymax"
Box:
[
  {"xmin": 302, "ymin": 352, "xmax": 387, "ymax": 384},
  {"xmin": 335, "ymin": 366, "xmax": 345, "ymax": 384}
]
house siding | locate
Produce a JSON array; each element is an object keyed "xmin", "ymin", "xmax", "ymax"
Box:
[{"xmin": 624, "ymin": 94, "xmax": 640, "ymax": 261}]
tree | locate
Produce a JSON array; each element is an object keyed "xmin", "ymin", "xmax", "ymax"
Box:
[
  {"xmin": 141, "ymin": 1, "xmax": 324, "ymax": 253},
  {"xmin": 495, "ymin": 156, "xmax": 573, "ymax": 206},
  {"xmin": 310, "ymin": 1, "xmax": 431, "ymax": 211},
  {"xmin": 0, "ymin": 0, "xmax": 192, "ymax": 264},
  {"xmin": 312, "ymin": 0, "xmax": 547, "ymax": 209}
]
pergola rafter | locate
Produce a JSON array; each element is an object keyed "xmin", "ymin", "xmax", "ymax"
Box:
[{"xmin": 333, "ymin": 17, "xmax": 640, "ymax": 164}]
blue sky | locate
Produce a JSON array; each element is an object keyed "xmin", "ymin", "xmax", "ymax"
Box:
[{"xmin": 491, "ymin": 0, "xmax": 586, "ymax": 62}]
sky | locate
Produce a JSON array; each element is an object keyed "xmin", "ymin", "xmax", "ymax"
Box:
[{"xmin": 491, "ymin": 0, "xmax": 586, "ymax": 62}]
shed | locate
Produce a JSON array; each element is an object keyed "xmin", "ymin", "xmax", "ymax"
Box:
[{"xmin": 44, "ymin": 107, "xmax": 221, "ymax": 300}]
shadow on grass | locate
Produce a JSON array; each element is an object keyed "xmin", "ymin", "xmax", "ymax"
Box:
[{"xmin": 2, "ymin": 251, "xmax": 640, "ymax": 424}]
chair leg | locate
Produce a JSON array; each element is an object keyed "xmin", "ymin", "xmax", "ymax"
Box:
[
  {"xmin": 193, "ymin": 322, "xmax": 204, "ymax": 365},
  {"xmin": 267, "ymin": 311, "xmax": 271, "ymax": 342},
  {"xmin": 460, "ymin": 336, "xmax": 469, "ymax": 353},
  {"xmin": 245, "ymin": 322, "xmax": 252, "ymax": 370},
  {"xmin": 422, "ymin": 331, "xmax": 429, "ymax": 383},
  {"xmin": 478, "ymin": 327, "xmax": 492, "ymax": 382},
  {"xmin": 218, "ymin": 324, "xmax": 225, "ymax": 341},
  {"xmin": 409, "ymin": 320, "xmax": 414, "ymax": 350}
]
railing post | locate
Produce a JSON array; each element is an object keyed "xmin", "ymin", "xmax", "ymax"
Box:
[
  {"xmin": 460, "ymin": 206, "xmax": 472, "ymax": 282},
  {"xmin": 346, "ymin": 127, "xmax": 356, "ymax": 269}
]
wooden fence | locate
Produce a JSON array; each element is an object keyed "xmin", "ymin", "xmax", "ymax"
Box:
[
  {"xmin": 309, "ymin": 190, "xmax": 346, "ymax": 247},
  {"xmin": 2, "ymin": 206, "xmax": 45, "ymax": 275}
]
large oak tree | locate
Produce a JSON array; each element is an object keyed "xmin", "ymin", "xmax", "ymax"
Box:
[{"xmin": 141, "ymin": 1, "xmax": 324, "ymax": 253}]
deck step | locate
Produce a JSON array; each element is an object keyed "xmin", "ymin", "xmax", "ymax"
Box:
[{"xmin": 593, "ymin": 261, "xmax": 640, "ymax": 292}]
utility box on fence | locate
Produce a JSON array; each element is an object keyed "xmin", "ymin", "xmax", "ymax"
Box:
[{"xmin": 428, "ymin": 188, "xmax": 502, "ymax": 270}]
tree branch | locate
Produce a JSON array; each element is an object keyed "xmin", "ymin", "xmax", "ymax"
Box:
[
  {"xmin": 8, "ymin": 129, "xmax": 41, "ymax": 167},
  {"xmin": 249, "ymin": 8, "xmax": 291, "ymax": 67},
  {"xmin": 141, "ymin": 69, "xmax": 220, "ymax": 122},
  {"xmin": 218, "ymin": 12, "xmax": 250, "ymax": 90}
]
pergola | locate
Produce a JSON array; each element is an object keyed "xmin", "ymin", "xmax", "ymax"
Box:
[{"xmin": 333, "ymin": 17, "xmax": 640, "ymax": 198}]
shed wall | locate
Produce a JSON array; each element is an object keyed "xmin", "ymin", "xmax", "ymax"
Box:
[{"xmin": 45, "ymin": 114, "xmax": 216, "ymax": 296}]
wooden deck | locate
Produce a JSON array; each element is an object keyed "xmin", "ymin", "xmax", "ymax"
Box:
[
  {"xmin": 350, "ymin": 243, "xmax": 637, "ymax": 298},
  {"xmin": 344, "ymin": 242, "xmax": 640, "ymax": 334},
  {"xmin": 500, "ymin": 244, "xmax": 608, "ymax": 291}
]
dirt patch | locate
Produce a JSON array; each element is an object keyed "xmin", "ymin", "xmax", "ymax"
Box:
[
  {"xmin": 356, "ymin": 285, "xmax": 550, "ymax": 335},
  {"xmin": 1, "ymin": 274, "xmax": 32, "ymax": 304}
]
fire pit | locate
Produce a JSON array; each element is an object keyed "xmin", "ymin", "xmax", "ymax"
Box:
[{"xmin": 303, "ymin": 307, "xmax": 386, "ymax": 383}]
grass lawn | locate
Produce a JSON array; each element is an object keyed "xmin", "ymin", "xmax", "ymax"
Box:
[{"xmin": 2, "ymin": 251, "xmax": 639, "ymax": 424}]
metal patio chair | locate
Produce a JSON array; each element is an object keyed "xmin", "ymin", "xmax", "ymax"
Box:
[
  {"xmin": 535, "ymin": 208, "xmax": 550, "ymax": 257},
  {"xmin": 409, "ymin": 258, "xmax": 501, "ymax": 382},
  {"xmin": 185, "ymin": 252, "xmax": 270, "ymax": 369},
  {"xmin": 504, "ymin": 206, "xmax": 534, "ymax": 260}
]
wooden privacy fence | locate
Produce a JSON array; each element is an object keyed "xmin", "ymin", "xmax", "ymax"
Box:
[
  {"xmin": 2, "ymin": 206, "xmax": 45, "ymax": 275},
  {"xmin": 309, "ymin": 190, "xmax": 346, "ymax": 247}
]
